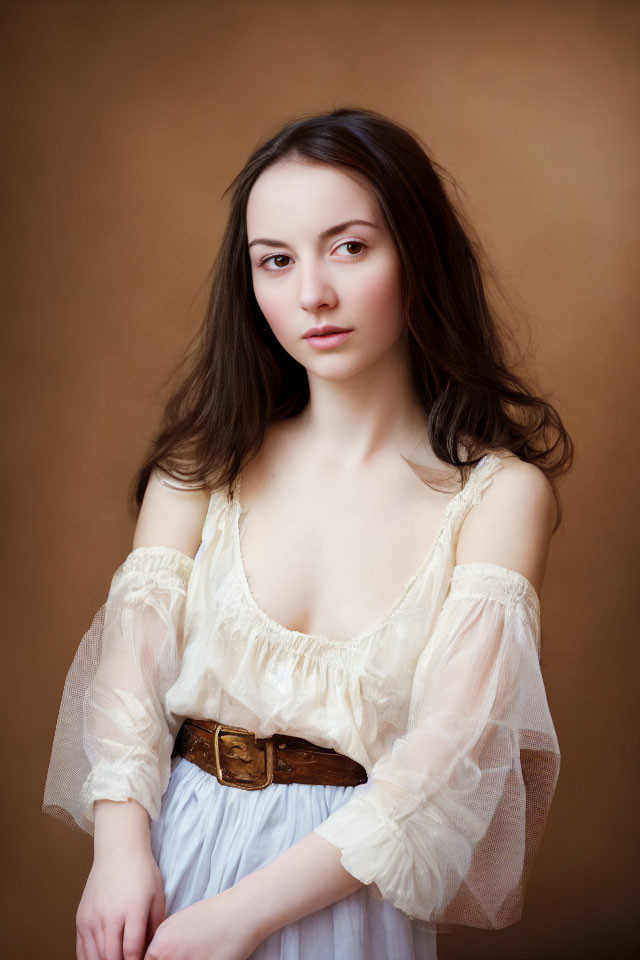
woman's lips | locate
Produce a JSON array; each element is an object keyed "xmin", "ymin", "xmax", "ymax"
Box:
[{"xmin": 304, "ymin": 330, "xmax": 354, "ymax": 349}]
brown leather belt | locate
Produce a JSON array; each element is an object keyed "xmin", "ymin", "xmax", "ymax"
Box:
[{"xmin": 172, "ymin": 718, "xmax": 368, "ymax": 790}]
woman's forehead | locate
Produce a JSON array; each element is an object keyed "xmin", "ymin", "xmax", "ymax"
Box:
[{"xmin": 246, "ymin": 160, "xmax": 379, "ymax": 235}]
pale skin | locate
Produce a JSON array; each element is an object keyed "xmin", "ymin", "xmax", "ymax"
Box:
[{"xmin": 76, "ymin": 158, "xmax": 557, "ymax": 960}]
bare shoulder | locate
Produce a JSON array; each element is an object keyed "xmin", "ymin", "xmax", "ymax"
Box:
[
  {"xmin": 132, "ymin": 465, "xmax": 211, "ymax": 558},
  {"xmin": 456, "ymin": 450, "xmax": 557, "ymax": 597},
  {"xmin": 482, "ymin": 451, "xmax": 557, "ymax": 528}
]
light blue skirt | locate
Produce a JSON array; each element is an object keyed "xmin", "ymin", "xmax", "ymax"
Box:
[{"xmin": 150, "ymin": 754, "xmax": 438, "ymax": 959}]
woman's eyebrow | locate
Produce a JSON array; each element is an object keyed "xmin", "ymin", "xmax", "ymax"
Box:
[{"xmin": 248, "ymin": 219, "xmax": 379, "ymax": 249}]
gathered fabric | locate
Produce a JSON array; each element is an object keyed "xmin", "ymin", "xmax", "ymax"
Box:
[{"xmin": 42, "ymin": 452, "xmax": 560, "ymax": 935}]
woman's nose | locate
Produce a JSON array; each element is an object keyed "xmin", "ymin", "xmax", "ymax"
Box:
[{"xmin": 298, "ymin": 260, "xmax": 338, "ymax": 312}]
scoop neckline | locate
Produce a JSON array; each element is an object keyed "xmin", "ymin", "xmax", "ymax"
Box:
[{"xmin": 229, "ymin": 454, "xmax": 497, "ymax": 647}]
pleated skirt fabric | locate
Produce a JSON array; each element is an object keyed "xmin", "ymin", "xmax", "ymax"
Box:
[{"xmin": 150, "ymin": 754, "xmax": 438, "ymax": 960}]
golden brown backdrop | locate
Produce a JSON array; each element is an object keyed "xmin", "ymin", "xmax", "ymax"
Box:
[{"xmin": 3, "ymin": 0, "xmax": 637, "ymax": 957}]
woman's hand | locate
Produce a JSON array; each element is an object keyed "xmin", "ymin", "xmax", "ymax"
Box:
[
  {"xmin": 142, "ymin": 885, "xmax": 265, "ymax": 960},
  {"xmin": 76, "ymin": 838, "xmax": 165, "ymax": 960}
]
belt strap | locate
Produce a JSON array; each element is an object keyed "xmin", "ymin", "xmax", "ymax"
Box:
[{"xmin": 173, "ymin": 718, "xmax": 368, "ymax": 790}]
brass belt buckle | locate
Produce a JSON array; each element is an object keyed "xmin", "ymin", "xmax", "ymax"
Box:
[{"xmin": 213, "ymin": 723, "xmax": 275, "ymax": 790}]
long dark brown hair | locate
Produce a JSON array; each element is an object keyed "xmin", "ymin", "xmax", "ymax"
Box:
[{"xmin": 130, "ymin": 106, "xmax": 574, "ymax": 529}]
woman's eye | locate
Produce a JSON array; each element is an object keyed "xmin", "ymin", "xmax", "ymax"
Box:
[
  {"xmin": 259, "ymin": 254, "xmax": 292, "ymax": 271},
  {"xmin": 335, "ymin": 240, "xmax": 365, "ymax": 257},
  {"xmin": 256, "ymin": 241, "xmax": 366, "ymax": 272}
]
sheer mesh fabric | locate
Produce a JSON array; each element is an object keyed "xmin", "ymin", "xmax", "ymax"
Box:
[
  {"xmin": 314, "ymin": 563, "xmax": 559, "ymax": 929},
  {"xmin": 42, "ymin": 546, "xmax": 193, "ymax": 836}
]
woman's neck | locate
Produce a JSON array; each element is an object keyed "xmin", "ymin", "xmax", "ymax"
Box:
[{"xmin": 296, "ymin": 342, "xmax": 434, "ymax": 470}]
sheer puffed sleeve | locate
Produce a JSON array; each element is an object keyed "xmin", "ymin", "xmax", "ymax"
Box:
[
  {"xmin": 42, "ymin": 545, "xmax": 194, "ymax": 837},
  {"xmin": 314, "ymin": 561, "xmax": 560, "ymax": 929}
]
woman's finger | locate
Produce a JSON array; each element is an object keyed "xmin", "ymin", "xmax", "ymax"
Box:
[
  {"xmin": 147, "ymin": 890, "xmax": 166, "ymax": 941},
  {"xmin": 103, "ymin": 918, "xmax": 126, "ymax": 960},
  {"xmin": 123, "ymin": 912, "xmax": 150, "ymax": 960},
  {"xmin": 95, "ymin": 918, "xmax": 105, "ymax": 959},
  {"xmin": 80, "ymin": 929, "xmax": 102, "ymax": 960}
]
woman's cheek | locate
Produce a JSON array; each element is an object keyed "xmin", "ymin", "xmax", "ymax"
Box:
[
  {"xmin": 350, "ymin": 263, "xmax": 404, "ymax": 334},
  {"xmin": 254, "ymin": 282, "xmax": 282, "ymax": 327},
  {"xmin": 254, "ymin": 284, "xmax": 296, "ymax": 345}
]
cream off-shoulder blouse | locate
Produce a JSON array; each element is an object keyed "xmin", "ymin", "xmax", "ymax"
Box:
[{"xmin": 42, "ymin": 453, "xmax": 560, "ymax": 930}]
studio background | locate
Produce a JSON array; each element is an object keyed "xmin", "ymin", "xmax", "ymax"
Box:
[{"xmin": 2, "ymin": 1, "xmax": 637, "ymax": 957}]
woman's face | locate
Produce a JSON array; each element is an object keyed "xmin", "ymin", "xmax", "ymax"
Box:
[{"xmin": 246, "ymin": 159, "xmax": 406, "ymax": 381}]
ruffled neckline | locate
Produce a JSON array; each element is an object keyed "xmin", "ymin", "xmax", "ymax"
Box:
[{"xmin": 229, "ymin": 454, "xmax": 501, "ymax": 647}]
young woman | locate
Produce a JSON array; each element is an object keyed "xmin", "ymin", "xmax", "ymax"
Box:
[{"xmin": 43, "ymin": 107, "xmax": 573, "ymax": 960}]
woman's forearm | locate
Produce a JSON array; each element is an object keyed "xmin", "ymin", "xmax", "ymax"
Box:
[
  {"xmin": 234, "ymin": 829, "xmax": 365, "ymax": 940},
  {"xmin": 92, "ymin": 797, "xmax": 152, "ymax": 855}
]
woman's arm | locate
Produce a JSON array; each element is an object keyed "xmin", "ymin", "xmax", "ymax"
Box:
[
  {"xmin": 235, "ymin": 831, "xmax": 364, "ymax": 939},
  {"xmin": 454, "ymin": 455, "xmax": 557, "ymax": 596},
  {"xmin": 42, "ymin": 465, "xmax": 210, "ymax": 844},
  {"xmin": 133, "ymin": 466, "xmax": 211, "ymax": 557},
  {"xmin": 93, "ymin": 796, "xmax": 153, "ymax": 852},
  {"xmin": 87, "ymin": 469, "xmax": 210, "ymax": 848},
  {"xmin": 65, "ymin": 470, "xmax": 212, "ymax": 960}
]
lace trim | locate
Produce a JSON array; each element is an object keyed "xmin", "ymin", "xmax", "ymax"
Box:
[
  {"xmin": 121, "ymin": 545, "xmax": 194, "ymax": 584},
  {"xmin": 448, "ymin": 561, "xmax": 541, "ymax": 638},
  {"xmin": 201, "ymin": 484, "xmax": 233, "ymax": 543},
  {"xmin": 451, "ymin": 561, "xmax": 539, "ymax": 602},
  {"xmin": 455, "ymin": 452, "xmax": 503, "ymax": 510}
]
